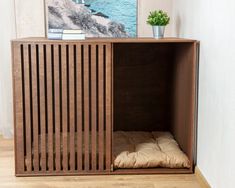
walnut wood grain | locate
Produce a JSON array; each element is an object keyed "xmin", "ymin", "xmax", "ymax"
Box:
[{"xmin": 12, "ymin": 39, "xmax": 198, "ymax": 176}]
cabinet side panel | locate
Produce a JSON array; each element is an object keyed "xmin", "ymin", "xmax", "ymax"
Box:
[
  {"xmin": 12, "ymin": 42, "xmax": 25, "ymax": 175},
  {"xmin": 171, "ymin": 43, "xmax": 197, "ymax": 170}
]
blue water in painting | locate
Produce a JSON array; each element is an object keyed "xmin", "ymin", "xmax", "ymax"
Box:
[{"xmin": 73, "ymin": 0, "xmax": 137, "ymax": 37}]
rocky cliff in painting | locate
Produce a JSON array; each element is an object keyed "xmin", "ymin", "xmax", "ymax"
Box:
[{"xmin": 48, "ymin": 0, "xmax": 129, "ymax": 37}]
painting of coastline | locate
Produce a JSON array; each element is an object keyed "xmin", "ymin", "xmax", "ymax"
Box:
[{"xmin": 47, "ymin": 0, "xmax": 137, "ymax": 37}]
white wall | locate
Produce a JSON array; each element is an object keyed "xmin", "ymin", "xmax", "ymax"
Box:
[
  {"xmin": 0, "ymin": 0, "xmax": 16, "ymax": 137},
  {"xmin": 172, "ymin": 1, "xmax": 235, "ymax": 188},
  {"xmin": 15, "ymin": 0, "xmax": 45, "ymax": 37}
]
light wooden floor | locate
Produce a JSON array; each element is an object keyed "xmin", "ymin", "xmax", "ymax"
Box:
[{"xmin": 0, "ymin": 136, "xmax": 205, "ymax": 188}]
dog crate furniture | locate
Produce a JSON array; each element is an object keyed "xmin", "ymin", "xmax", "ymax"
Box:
[{"xmin": 12, "ymin": 38, "xmax": 199, "ymax": 176}]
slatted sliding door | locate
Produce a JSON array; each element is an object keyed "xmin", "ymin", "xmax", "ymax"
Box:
[{"xmin": 12, "ymin": 41, "xmax": 112, "ymax": 176}]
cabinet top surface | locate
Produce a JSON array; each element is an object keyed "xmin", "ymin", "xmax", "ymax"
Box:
[{"xmin": 12, "ymin": 37, "xmax": 197, "ymax": 43}]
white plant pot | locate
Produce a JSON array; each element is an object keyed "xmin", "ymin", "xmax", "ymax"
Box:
[{"xmin": 152, "ymin": 26, "xmax": 165, "ymax": 39}]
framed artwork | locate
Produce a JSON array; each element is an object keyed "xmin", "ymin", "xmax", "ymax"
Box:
[{"xmin": 46, "ymin": 0, "xmax": 137, "ymax": 37}]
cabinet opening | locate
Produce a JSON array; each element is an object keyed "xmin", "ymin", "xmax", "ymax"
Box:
[{"xmin": 113, "ymin": 43, "xmax": 196, "ymax": 172}]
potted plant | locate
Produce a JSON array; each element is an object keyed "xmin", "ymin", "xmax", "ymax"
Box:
[{"xmin": 147, "ymin": 10, "xmax": 170, "ymax": 38}]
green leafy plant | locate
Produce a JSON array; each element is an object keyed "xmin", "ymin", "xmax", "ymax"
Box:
[{"xmin": 147, "ymin": 10, "xmax": 170, "ymax": 26}]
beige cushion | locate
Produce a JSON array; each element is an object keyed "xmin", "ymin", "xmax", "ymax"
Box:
[{"xmin": 114, "ymin": 131, "xmax": 190, "ymax": 169}]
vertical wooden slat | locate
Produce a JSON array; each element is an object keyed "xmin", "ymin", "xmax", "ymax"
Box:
[
  {"xmin": 83, "ymin": 44, "xmax": 90, "ymax": 171},
  {"xmin": 193, "ymin": 43, "xmax": 200, "ymax": 167},
  {"xmin": 91, "ymin": 45, "xmax": 97, "ymax": 171},
  {"xmin": 23, "ymin": 44, "xmax": 32, "ymax": 172},
  {"xmin": 111, "ymin": 42, "xmax": 114, "ymax": 169},
  {"xmin": 98, "ymin": 44, "xmax": 104, "ymax": 171},
  {"xmin": 76, "ymin": 44, "xmax": 83, "ymax": 171},
  {"xmin": 189, "ymin": 43, "xmax": 197, "ymax": 171},
  {"xmin": 38, "ymin": 44, "xmax": 46, "ymax": 172},
  {"xmin": 69, "ymin": 45, "xmax": 75, "ymax": 171},
  {"xmin": 31, "ymin": 44, "xmax": 39, "ymax": 172},
  {"xmin": 13, "ymin": 43, "xmax": 25, "ymax": 174},
  {"xmin": 61, "ymin": 44, "xmax": 68, "ymax": 171},
  {"xmin": 105, "ymin": 44, "xmax": 112, "ymax": 171},
  {"xmin": 54, "ymin": 44, "xmax": 61, "ymax": 172},
  {"xmin": 46, "ymin": 44, "xmax": 54, "ymax": 172}
]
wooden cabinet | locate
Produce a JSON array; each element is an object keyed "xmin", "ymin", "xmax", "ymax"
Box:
[{"xmin": 12, "ymin": 38, "xmax": 199, "ymax": 176}]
